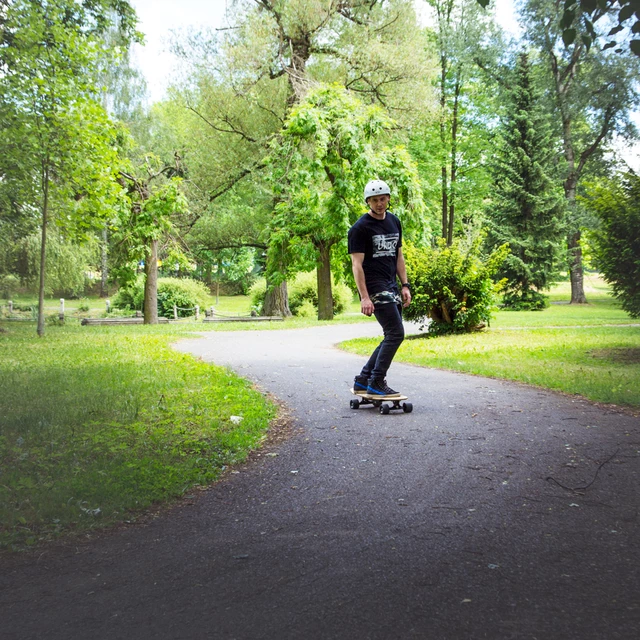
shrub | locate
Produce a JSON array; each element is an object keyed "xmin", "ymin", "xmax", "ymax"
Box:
[
  {"xmin": 113, "ymin": 277, "xmax": 210, "ymax": 318},
  {"xmin": 250, "ymin": 272, "xmax": 352, "ymax": 317},
  {"xmin": 112, "ymin": 275, "xmax": 145, "ymax": 311},
  {"xmin": 249, "ymin": 278, "xmax": 267, "ymax": 315},
  {"xmin": 0, "ymin": 274, "xmax": 20, "ymax": 300},
  {"xmin": 156, "ymin": 278, "xmax": 210, "ymax": 318},
  {"xmin": 404, "ymin": 237, "xmax": 509, "ymax": 335},
  {"xmin": 501, "ymin": 289, "xmax": 549, "ymax": 311}
]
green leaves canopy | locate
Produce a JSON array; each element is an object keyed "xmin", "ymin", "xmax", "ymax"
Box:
[{"xmin": 267, "ymin": 83, "xmax": 428, "ymax": 280}]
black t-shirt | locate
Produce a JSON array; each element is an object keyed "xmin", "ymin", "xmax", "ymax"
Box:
[{"xmin": 348, "ymin": 211, "xmax": 402, "ymax": 295}]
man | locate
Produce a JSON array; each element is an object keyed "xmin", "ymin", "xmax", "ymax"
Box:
[{"xmin": 348, "ymin": 179, "xmax": 411, "ymax": 397}]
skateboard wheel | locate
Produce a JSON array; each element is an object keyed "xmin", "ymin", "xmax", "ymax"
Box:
[
  {"xmin": 350, "ymin": 399, "xmax": 360, "ymax": 409},
  {"xmin": 402, "ymin": 402, "xmax": 413, "ymax": 413},
  {"xmin": 380, "ymin": 404, "xmax": 390, "ymax": 415}
]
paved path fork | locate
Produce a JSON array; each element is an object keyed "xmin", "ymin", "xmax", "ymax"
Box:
[{"xmin": 2, "ymin": 322, "xmax": 639, "ymax": 640}]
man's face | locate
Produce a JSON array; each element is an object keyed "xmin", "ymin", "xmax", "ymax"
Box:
[{"xmin": 367, "ymin": 194, "xmax": 390, "ymax": 216}]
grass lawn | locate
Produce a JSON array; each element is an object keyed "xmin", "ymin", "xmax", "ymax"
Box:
[
  {"xmin": 0, "ymin": 321, "xmax": 277, "ymax": 550},
  {"xmin": 341, "ymin": 275, "xmax": 640, "ymax": 409}
]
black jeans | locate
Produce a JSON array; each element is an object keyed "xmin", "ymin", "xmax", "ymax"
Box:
[{"xmin": 360, "ymin": 303, "xmax": 405, "ymax": 381}]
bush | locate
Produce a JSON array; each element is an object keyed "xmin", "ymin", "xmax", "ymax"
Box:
[
  {"xmin": 0, "ymin": 274, "xmax": 20, "ymax": 300},
  {"xmin": 250, "ymin": 273, "xmax": 352, "ymax": 317},
  {"xmin": 111, "ymin": 275, "xmax": 145, "ymax": 311},
  {"xmin": 113, "ymin": 277, "xmax": 210, "ymax": 318},
  {"xmin": 588, "ymin": 173, "xmax": 640, "ymax": 318},
  {"xmin": 404, "ymin": 237, "xmax": 509, "ymax": 335},
  {"xmin": 501, "ymin": 289, "xmax": 549, "ymax": 311},
  {"xmin": 249, "ymin": 278, "xmax": 267, "ymax": 314}
]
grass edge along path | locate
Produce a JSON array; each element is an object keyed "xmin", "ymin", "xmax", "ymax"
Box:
[
  {"xmin": 341, "ymin": 323, "xmax": 640, "ymax": 410},
  {"xmin": 0, "ymin": 322, "xmax": 276, "ymax": 551}
]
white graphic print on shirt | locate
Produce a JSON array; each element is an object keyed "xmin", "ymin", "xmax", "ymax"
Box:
[{"xmin": 372, "ymin": 233, "xmax": 399, "ymax": 258}]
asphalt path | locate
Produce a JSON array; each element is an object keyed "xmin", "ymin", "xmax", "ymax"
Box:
[{"xmin": 2, "ymin": 321, "xmax": 640, "ymax": 640}]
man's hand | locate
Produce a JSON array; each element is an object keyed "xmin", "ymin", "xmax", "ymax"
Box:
[
  {"xmin": 401, "ymin": 286, "xmax": 412, "ymax": 308},
  {"xmin": 361, "ymin": 297, "xmax": 375, "ymax": 317}
]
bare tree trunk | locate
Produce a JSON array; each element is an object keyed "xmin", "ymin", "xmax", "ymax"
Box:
[
  {"xmin": 316, "ymin": 242, "xmax": 333, "ymax": 321},
  {"xmin": 568, "ymin": 230, "xmax": 587, "ymax": 304},
  {"xmin": 37, "ymin": 163, "xmax": 49, "ymax": 337},
  {"xmin": 263, "ymin": 277, "xmax": 291, "ymax": 317},
  {"xmin": 564, "ymin": 176, "xmax": 588, "ymax": 304},
  {"xmin": 144, "ymin": 239, "xmax": 159, "ymax": 324},
  {"xmin": 100, "ymin": 227, "xmax": 108, "ymax": 297},
  {"xmin": 440, "ymin": 55, "xmax": 448, "ymax": 241},
  {"xmin": 447, "ymin": 76, "xmax": 461, "ymax": 246}
]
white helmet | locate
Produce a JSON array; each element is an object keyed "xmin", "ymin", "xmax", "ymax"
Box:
[{"xmin": 364, "ymin": 179, "xmax": 391, "ymax": 202}]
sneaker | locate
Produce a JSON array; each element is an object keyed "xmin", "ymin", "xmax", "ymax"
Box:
[
  {"xmin": 353, "ymin": 375, "xmax": 369, "ymax": 395},
  {"xmin": 367, "ymin": 378, "xmax": 401, "ymax": 397}
]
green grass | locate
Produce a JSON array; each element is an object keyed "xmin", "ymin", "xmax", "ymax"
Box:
[
  {"xmin": 341, "ymin": 277, "xmax": 640, "ymax": 409},
  {"xmin": 0, "ymin": 321, "xmax": 276, "ymax": 550}
]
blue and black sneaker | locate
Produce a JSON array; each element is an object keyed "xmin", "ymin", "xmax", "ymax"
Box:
[
  {"xmin": 354, "ymin": 375, "xmax": 369, "ymax": 395},
  {"xmin": 367, "ymin": 378, "xmax": 401, "ymax": 398}
]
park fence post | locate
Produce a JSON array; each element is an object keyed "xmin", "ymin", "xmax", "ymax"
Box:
[
  {"xmin": 195, "ymin": 305, "xmax": 200, "ymax": 320},
  {"xmin": 8, "ymin": 300, "xmax": 13, "ymax": 314},
  {"xmin": 106, "ymin": 299, "xmax": 111, "ymax": 313},
  {"xmin": 59, "ymin": 298, "xmax": 65, "ymax": 322},
  {"xmin": 173, "ymin": 304, "xmax": 178, "ymax": 320}
]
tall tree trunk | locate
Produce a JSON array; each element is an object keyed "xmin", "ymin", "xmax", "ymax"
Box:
[
  {"xmin": 144, "ymin": 238, "xmax": 159, "ymax": 324},
  {"xmin": 447, "ymin": 77, "xmax": 461, "ymax": 246},
  {"xmin": 564, "ymin": 175, "xmax": 588, "ymax": 304},
  {"xmin": 316, "ymin": 241, "xmax": 333, "ymax": 321},
  {"xmin": 440, "ymin": 54, "xmax": 448, "ymax": 241},
  {"xmin": 567, "ymin": 230, "xmax": 587, "ymax": 304},
  {"xmin": 263, "ymin": 276, "xmax": 291, "ymax": 317},
  {"xmin": 100, "ymin": 227, "xmax": 108, "ymax": 297},
  {"xmin": 37, "ymin": 163, "xmax": 50, "ymax": 337},
  {"xmin": 441, "ymin": 165, "xmax": 448, "ymax": 241}
]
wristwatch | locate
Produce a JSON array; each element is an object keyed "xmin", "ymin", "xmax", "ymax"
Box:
[{"xmin": 401, "ymin": 283, "xmax": 411, "ymax": 290}]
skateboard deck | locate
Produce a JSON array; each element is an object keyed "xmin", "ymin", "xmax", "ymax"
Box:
[{"xmin": 350, "ymin": 388, "xmax": 413, "ymax": 414}]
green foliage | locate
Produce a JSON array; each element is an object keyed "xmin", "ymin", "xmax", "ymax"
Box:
[
  {"xmin": 113, "ymin": 276, "xmax": 210, "ymax": 318},
  {"xmin": 287, "ymin": 272, "xmax": 353, "ymax": 316},
  {"xmin": 587, "ymin": 173, "xmax": 640, "ymax": 317},
  {"xmin": 0, "ymin": 275, "xmax": 20, "ymax": 300},
  {"xmin": 403, "ymin": 237, "xmax": 509, "ymax": 334},
  {"xmin": 16, "ymin": 233, "xmax": 99, "ymax": 297},
  {"xmin": 486, "ymin": 52, "xmax": 565, "ymax": 310},
  {"xmin": 111, "ymin": 176, "xmax": 190, "ymax": 287},
  {"xmin": 268, "ymin": 85, "xmax": 428, "ymax": 272}
]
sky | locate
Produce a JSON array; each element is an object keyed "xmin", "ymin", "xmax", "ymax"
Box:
[{"xmin": 128, "ymin": 0, "xmax": 636, "ymax": 169}]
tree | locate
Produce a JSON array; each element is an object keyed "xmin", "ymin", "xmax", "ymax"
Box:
[
  {"xmin": 0, "ymin": 0, "xmax": 139, "ymax": 335},
  {"xmin": 522, "ymin": 0, "xmax": 640, "ymax": 304},
  {"xmin": 114, "ymin": 164, "xmax": 189, "ymax": 325},
  {"xmin": 587, "ymin": 172, "xmax": 640, "ymax": 317},
  {"xmin": 420, "ymin": 0, "xmax": 500, "ymax": 244},
  {"xmin": 268, "ymin": 84, "xmax": 428, "ymax": 320},
  {"xmin": 486, "ymin": 52, "xmax": 565, "ymax": 309},
  {"xmin": 168, "ymin": 0, "xmax": 433, "ymax": 315}
]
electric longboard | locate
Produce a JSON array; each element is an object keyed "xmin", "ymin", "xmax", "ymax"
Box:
[{"xmin": 350, "ymin": 388, "xmax": 413, "ymax": 414}]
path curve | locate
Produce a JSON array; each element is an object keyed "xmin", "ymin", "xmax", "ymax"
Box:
[{"xmin": 2, "ymin": 322, "xmax": 640, "ymax": 640}]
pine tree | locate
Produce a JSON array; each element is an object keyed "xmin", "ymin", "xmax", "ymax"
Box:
[{"xmin": 487, "ymin": 52, "xmax": 565, "ymax": 310}]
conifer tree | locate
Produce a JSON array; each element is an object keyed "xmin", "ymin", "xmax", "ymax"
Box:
[{"xmin": 487, "ymin": 52, "xmax": 565, "ymax": 310}]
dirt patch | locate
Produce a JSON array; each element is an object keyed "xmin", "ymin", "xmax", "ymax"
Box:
[{"xmin": 589, "ymin": 347, "xmax": 640, "ymax": 364}]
